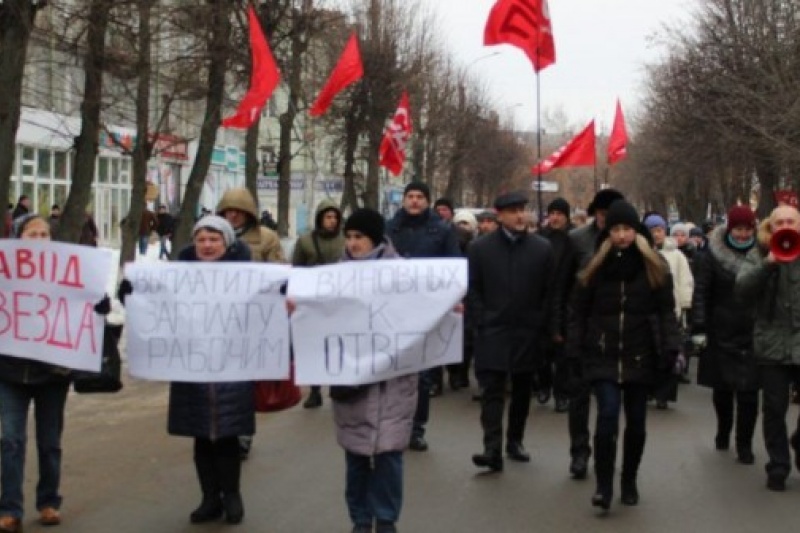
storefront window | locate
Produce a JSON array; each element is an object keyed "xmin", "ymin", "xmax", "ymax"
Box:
[
  {"xmin": 21, "ymin": 182, "xmax": 34, "ymax": 205},
  {"xmin": 37, "ymin": 149, "xmax": 51, "ymax": 180},
  {"xmin": 21, "ymin": 146, "xmax": 34, "ymax": 163},
  {"xmin": 54, "ymin": 152, "xmax": 68, "ymax": 180},
  {"xmin": 36, "ymin": 182, "xmax": 51, "ymax": 215},
  {"xmin": 98, "ymin": 157, "xmax": 109, "ymax": 183},
  {"xmin": 53, "ymin": 184, "xmax": 67, "ymax": 209},
  {"xmin": 111, "ymin": 159, "xmax": 120, "ymax": 184}
]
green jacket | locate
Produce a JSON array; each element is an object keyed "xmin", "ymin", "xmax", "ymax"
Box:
[
  {"xmin": 735, "ymin": 220, "xmax": 800, "ymax": 365},
  {"xmin": 292, "ymin": 199, "xmax": 344, "ymax": 266}
]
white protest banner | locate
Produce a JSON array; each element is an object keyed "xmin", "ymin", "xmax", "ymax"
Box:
[
  {"xmin": 124, "ymin": 261, "xmax": 291, "ymax": 382},
  {"xmin": 289, "ymin": 258, "xmax": 467, "ymax": 385},
  {"xmin": 0, "ymin": 240, "xmax": 112, "ymax": 371}
]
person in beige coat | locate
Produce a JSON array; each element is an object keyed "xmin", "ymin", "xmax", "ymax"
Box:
[
  {"xmin": 216, "ymin": 187, "xmax": 285, "ymax": 264},
  {"xmin": 644, "ymin": 213, "xmax": 694, "ymax": 409},
  {"xmin": 216, "ymin": 187, "xmax": 285, "ymax": 460}
]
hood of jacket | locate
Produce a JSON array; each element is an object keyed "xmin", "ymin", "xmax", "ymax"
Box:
[
  {"xmin": 215, "ymin": 187, "xmax": 258, "ymax": 223},
  {"xmin": 314, "ymin": 198, "xmax": 342, "ymax": 232},
  {"xmin": 707, "ymin": 225, "xmax": 752, "ymax": 274}
]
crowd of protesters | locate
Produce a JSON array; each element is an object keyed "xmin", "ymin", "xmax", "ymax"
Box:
[{"xmin": 3, "ymin": 183, "xmax": 800, "ymax": 533}]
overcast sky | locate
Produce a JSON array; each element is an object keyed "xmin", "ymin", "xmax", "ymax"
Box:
[{"xmin": 424, "ymin": 0, "xmax": 697, "ymax": 133}]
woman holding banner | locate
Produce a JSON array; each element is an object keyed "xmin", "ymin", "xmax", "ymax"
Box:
[
  {"xmin": 0, "ymin": 215, "xmax": 110, "ymax": 532},
  {"xmin": 119, "ymin": 215, "xmax": 254, "ymax": 526},
  {"xmin": 288, "ymin": 208, "xmax": 418, "ymax": 533}
]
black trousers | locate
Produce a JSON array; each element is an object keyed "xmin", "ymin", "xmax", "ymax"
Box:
[
  {"xmin": 760, "ymin": 365, "xmax": 800, "ymax": 478},
  {"xmin": 476, "ymin": 370, "xmax": 533, "ymax": 453},
  {"xmin": 712, "ymin": 388, "xmax": 759, "ymax": 447},
  {"xmin": 568, "ymin": 380, "xmax": 592, "ymax": 459},
  {"xmin": 535, "ymin": 342, "xmax": 569, "ymax": 400}
]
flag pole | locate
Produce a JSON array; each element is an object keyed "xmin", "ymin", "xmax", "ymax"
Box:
[{"xmin": 536, "ymin": 58, "xmax": 543, "ymax": 222}]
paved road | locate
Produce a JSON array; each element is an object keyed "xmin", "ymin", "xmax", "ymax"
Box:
[{"xmin": 15, "ymin": 369, "xmax": 800, "ymax": 532}]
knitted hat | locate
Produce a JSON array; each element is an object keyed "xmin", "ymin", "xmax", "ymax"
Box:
[
  {"xmin": 605, "ymin": 200, "xmax": 641, "ymax": 230},
  {"xmin": 344, "ymin": 208, "xmax": 385, "ymax": 246},
  {"xmin": 726, "ymin": 205, "xmax": 756, "ymax": 231},
  {"xmin": 403, "ymin": 182, "xmax": 431, "ymax": 202},
  {"xmin": 587, "ymin": 189, "xmax": 624, "ymax": 215},
  {"xmin": 476, "ymin": 210, "xmax": 497, "ymax": 222},
  {"xmin": 670, "ymin": 223, "xmax": 689, "ymax": 237},
  {"xmin": 453, "ymin": 210, "xmax": 478, "ymax": 232},
  {"xmin": 644, "ymin": 214, "xmax": 667, "ymax": 230},
  {"xmin": 13, "ymin": 213, "xmax": 45, "ymax": 238},
  {"xmin": 192, "ymin": 215, "xmax": 235, "ymax": 248},
  {"xmin": 547, "ymin": 197, "xmax": 571, "ymax": 217},
  {"xmin": 433, "ymin": 198, "xmax": 455, "ymax": 214}
]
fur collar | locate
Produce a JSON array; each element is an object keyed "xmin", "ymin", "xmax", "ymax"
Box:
[{"xmin": 707, "ymin": 225, "xmax": 751, "ymax": 274}]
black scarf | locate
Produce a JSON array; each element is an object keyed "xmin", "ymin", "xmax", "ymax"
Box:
[{"xmin": 599, "ymin": 245, "xmax": 645, "ymax": 282}]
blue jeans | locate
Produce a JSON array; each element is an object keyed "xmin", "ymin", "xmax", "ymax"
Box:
[
  {"xmin": 138, "ymin": 235, "xmax": 149, "ymax": 255},
  {"xmin": 345, "ymin": 451, "xmax": 403, "ymax": 527},
  {"xmin": 0, "ymin": 380, "xmax": 70, "ymax": 518},
  {"xmin": 592, "ymin": 380, "xmax": 648, "ymax": 438}
]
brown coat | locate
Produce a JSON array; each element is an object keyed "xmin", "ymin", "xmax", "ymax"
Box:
[{"xmin": 216, "ymin": 187, "xmax": 285, "ymax": 263}]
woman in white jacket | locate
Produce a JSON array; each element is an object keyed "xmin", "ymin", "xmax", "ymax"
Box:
[{"xmin": 644, "ymin": 214, "xmax": 694, "ymax": 408}]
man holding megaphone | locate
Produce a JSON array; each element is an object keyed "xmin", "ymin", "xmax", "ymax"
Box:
[{"xmin": 736, "ymin": 205, "xmax": 800, "ymax": 492}]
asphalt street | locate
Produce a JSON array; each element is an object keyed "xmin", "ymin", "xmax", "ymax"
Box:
[{"xmin": 15, "ymin": 366, "xmax": 800, "ymax": 533}]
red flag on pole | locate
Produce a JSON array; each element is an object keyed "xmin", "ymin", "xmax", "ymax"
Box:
[
  {"xmin": 484, "ymin": 0, "xmax": 555, "ymax": 72},
  {"xmin": 222, "ymin": 5, "xmax": 280, "ymax": 129},
  {"xmin": 309, "ymin": 33, "xmax": 364, "ymax": 117},
  {"xmin": 532, "ymin": 120, "xmax": 596, "ymax": 175},
  {"xmin": 607, "ymin": 99, "xmax": 628, "ymax": 165},
  {"xmin": 379, "ymin": 92, "xmax": 412, "ymax": 176}
]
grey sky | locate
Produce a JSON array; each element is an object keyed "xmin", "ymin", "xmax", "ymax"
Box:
[{"xmin": 426, "ymin": 0, "xmax": 696, "ymax": 133}]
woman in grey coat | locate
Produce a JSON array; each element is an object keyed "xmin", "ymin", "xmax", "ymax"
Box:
[{"xmin": 290, "ymin": 209, "xmax": 417, "ymax": 533}]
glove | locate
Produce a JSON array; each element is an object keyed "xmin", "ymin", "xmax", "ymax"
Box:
[
  {"xmin": 691, "ymin": 334, "xmax": 707, "ymax": 349},
  {"xmin": 117, "ymin": 279, "xmax": 133, "ymax": 305},
  {"xmin": 93, "ymin": 295, "xmax": 111, "ymax": 315}
]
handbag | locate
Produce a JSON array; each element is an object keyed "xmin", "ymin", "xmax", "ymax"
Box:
[
  {"xmin": 73, "ymin": 323, "xmax": 124, "ymax": 394},
  {"xmin": 254, "ymin": 363, "xmax": 301, "ymax": 412}
]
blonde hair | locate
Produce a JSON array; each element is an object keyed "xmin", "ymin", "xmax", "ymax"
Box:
[{"xmin": 579, "ymin": 233, "xmax": 667, "ymax": 288}]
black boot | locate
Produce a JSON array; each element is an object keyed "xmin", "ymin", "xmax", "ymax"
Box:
[
  {"xmin": 620, "ymin": 429, "xmax": 645, "ymax": 506},
  {"xmin": 190, "ymin": 452, "xmax": 223, "ymax": 523},
  {"xmin": 591, "ymin": 435, "xmax": 616, "ymax": 511},
  {"xmin": 217, "ymin": 455, "xmax": 244, "ymax": 524},
  {"xmin": 303, "ymin": 387, "xmax": 323, "ymax": 409}
]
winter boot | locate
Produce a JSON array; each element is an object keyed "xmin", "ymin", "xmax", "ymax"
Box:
[
  {"xmin": 190, "ymin": 453, "xmax": 223, "ymax": 523},
  {"xmin": 303, "ymin": 386, "xmax": 323, "ymax": 409},
  {"xmin": 591, "ymin": 434, "xmax": 616, "ymax": 511},
  {"xmin": 217, "ymin": 455, "xmax": 244, "ymax": 524},
  {"xmin": 620, "ymin": 429, "xmax": 646, "ymax": 506}
]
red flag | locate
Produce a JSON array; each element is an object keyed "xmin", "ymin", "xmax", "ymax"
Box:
[
  {"xmin": 532, "ymin": 120, "xmax": 596, "ymax": 175},
  {"xmin": 222, "ymin": 6, "xmax": 280, "ymax": 129},
  {"xmin": 309, "ymin": 33, "xmax": 364, "ymax": 117},
  {"xmin": 484, "ymin": 0, "xmax": 555, "ymax": 72},
  {"xmin": 607, "ymin": 99, "xmax": 628, "ymax": 165},
  {"xmin": 379, "ymin": 92, "xmax": 412, "ymax": 176}
]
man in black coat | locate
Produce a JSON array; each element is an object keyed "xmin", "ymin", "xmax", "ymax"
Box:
[
  {"xmin": 536, "ymin": 197, "xmax": 575, "ymax": 413},
  {"xmin": 469, "ymin": 192, "xmax": 555, "ymax": 471},
  {"xmin": 566, "ymin": 188, "xmax": 624, "ymax": 479},
  {"xmin": 386, "ymin": 182, "xmax": 461, "ymax": 452}
]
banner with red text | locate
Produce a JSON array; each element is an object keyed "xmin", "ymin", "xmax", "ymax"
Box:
[
  {"xmin": 124, "ymin": 262, "xmax": 291, "ymax": 382},
  {"xmin": 0, "ymin": 241, "xmax": 112, "ymax": 371}
]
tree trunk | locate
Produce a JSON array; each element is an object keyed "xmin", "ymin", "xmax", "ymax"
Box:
[
  {"xmin": 171, "ymin": 0, "xmax": 231, "ymax": 256},
  {"xmin": 120, "ymin": 0, "xmax": 153, "ymax": 267},
  {"xmin": 341, "ymin": 102, "xmax": 361, "ymax": 214},
  {"xmin": 58, "ymin": 0, "xmax": 110, "ymax": 243},
  {"xmin": 245, "ymin": 114, "xmax": 260, "ymax": 205},
  {"xmin": 0, "ymin": 3, "xmax": 41, "ymax": 232}
]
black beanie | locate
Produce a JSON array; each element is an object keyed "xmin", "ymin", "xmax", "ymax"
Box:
[
  {"xmin": 588, "ymin": 188, "xmax": 624, "ymax": 215},
  {"xmin": 434, "ymin": 197, "xmax": 454, "ymax": 213},
  {"xmin": 403, "ymin": 182, "xmax": 431, "ymax": 202},
  {"xmin": 547, "ymin": 197, "xmax": 571, "ymax": 216},
  {"xmin": 344, "ymin": 208, "xmax": 385, "ymax": 246},
  {"xmin": 604, "ymin": 200, "xmax": 640, "ymax": 230}
]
